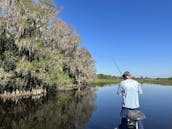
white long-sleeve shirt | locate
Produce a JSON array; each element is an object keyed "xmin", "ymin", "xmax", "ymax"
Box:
[{"xmin": 117, "ymin": 79, "xmax": 143, "ymax": 109}]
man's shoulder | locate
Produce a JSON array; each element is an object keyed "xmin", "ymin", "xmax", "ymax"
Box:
[
  {"xmin": 119, "ymin": 80, "xmax": 127, "ymax": 85},
  {"xmin": 120, "ymin": 79, "xmax": 140, "ymax": 85},
  {"xmin": 130, "ymin": 79, "xmax": 139, "ymax": 83},
  {"xmin": 119, "ymin": 80, "xmax": 129, "ymax": 86},
  {"xmin": 130, "ymin": 79, "xmax": 141, "ymax": 86}
]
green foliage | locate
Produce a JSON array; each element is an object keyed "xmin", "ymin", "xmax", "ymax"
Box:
[
  {"xmin": 1, "ymin": 51, "xmax": 18, "ymax": 71},
  {"xmin": 167, "ymin": 77, "xmax": 172, "ymax": 80},
  {"xmin": 93, "ymin": 74, "xmax": 121, "ymax": 86},
  {"xmin": 97, "ymin": 74, "xmax": 118, "ymax": 79},
  {"xmin": 0, "ymin": 68, "xmax": 14, "ymax": 86},
  {"xmin": 136, "ymin": 78, "xmax": 172, "ymax": 85},
  {"xmin": 0, "ymin": 0, "xmax": 95, "ymax": 90}
]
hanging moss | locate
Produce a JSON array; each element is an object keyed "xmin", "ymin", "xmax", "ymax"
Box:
[{"xmin": 0, "ymin": 0, "xmax": 95, "ymax": 95}]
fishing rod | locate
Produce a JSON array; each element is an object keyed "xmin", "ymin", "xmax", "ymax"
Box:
[
  {"xmin": 112, "ymin": 59, "xmax": 144, "ymax": 84},
  {"xmin": 112, "ymin": 59, "xmax": 123, "ymax": 77}
]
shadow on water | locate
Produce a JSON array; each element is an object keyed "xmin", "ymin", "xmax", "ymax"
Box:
[{"xmin": 0, "ymin": 88, "xmax": 96, "ymax": 129}]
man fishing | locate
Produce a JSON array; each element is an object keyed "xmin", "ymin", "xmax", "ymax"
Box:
[{"xmin": 117, "ymin": 71, "xmax": 144, "ymax": 129}]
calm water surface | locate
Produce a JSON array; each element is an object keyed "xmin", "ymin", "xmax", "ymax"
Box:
[
  {"xmin": 0, "ymin": 83, "xmax": 172, "ymax": 129},
  {"xmin": 86, "ymin": 83, "xmax": 172, "ymax": 129}
]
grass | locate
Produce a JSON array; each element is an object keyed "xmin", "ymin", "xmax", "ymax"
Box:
[
  {"xmin": 92, "ymin": 78, "xmax": 122, "ymax": 86},
  {"xmin": 91, "ymin": 73, "xmax": 172, "ymax": 86},
  {"xmin": 137, "ymin": 78, "xmax": 172, "ymax": 85}
]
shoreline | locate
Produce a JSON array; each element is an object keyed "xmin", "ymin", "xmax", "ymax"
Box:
[
  {"xmin": 0, "ymin": 85, "xmax": 79, "ymax": 100},
  {"xmin": 0, "ymin": 78, "xmax": 172, "ymax": 99},
  {"xmin": 0, "ymin": 88, "xmax": 47, "ymax": 100},
  {"xmin": 92, "ymin": 78, "xmax": 172, "ymax": 86}
]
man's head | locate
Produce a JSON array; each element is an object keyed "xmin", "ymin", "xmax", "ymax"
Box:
[{"xmin": 122, "ymin": 71, "xmax": 131, "ymax": 80}]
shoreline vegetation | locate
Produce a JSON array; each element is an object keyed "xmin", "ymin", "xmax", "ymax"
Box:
[
  {"xmin": 136, "ymin": 78, "xmax": 172, "ymax": 85},
  {"xmin": 93, "ymin": 74, "xmax": 172, "ymax": 86},
  {"xmin": 1, "ymin": 74, "xmax": 171, "ymax": 99},
  {"xmin": 92, "ymin": 74, "xmax": 121, "ymax": 86},
  {"xmin": 0, "ymin": 88, "xmax": 46, "ymax": 101},
  {"xmin": 0, "ymin": 0, "xmax": 96, "ymax": 99}
]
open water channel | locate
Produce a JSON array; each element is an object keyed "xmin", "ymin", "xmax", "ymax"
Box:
[{"xmin": 0, "ymin": 83, "xmax": 172, "ymax": 129}]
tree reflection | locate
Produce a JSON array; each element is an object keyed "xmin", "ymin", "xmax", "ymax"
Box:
[{"xmin": 0, "ymin": 88, "xmax": 95, "ymax": 129}]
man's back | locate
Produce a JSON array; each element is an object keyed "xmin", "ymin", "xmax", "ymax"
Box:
[{"xmin": 117, "ymin": 79, "xmax": 142, "ymax": 109}]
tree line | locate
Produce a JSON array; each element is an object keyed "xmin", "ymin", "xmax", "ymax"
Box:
[{"xmin": 0, "ymin": 0, "xmax": 95, "ymax": 94}]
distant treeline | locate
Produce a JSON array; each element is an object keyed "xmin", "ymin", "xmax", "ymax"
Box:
[
  {"xmin": 94, "ymin": 74, "xmax": 172, "ymax": 86},
  {"xmin": 136, "ymin": 77, "xmax": 172, "ymax": 85},
  {"xmin": 93, "ymin": 74, "xmax": 121, "ymax": 86},
  {"xmin": 143, "ymin": 77, "xmax": 172, "ymax": 80},
  {"xmin": 96, "ymin": 74, "xmax": 120, "ymax": 79}
]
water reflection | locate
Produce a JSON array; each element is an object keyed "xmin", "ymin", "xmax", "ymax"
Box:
[
  {"xmin": 2, "ymin": 84, "xmax": 172, "ymax": 129},
  {"xmin": 0, "ymin": 88, "xmax": 95, "ymax": 129}
]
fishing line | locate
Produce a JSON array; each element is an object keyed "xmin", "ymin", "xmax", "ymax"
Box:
[{"xmin": 112, "ymin": 59, "xmax": 123, "ymax": 77}]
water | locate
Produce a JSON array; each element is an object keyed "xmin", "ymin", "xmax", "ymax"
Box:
[
  {"xmin": 0, "ymin": 84, "xmax": 172, "ymax": 129},
  {"xmin": 86, "ymin": 83, "xmax": 172, "ymax": 129}
]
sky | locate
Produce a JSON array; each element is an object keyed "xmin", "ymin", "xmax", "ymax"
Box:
[{"xmin": 54, "ymin": 0, "xmax": 172, "ymax": 78}]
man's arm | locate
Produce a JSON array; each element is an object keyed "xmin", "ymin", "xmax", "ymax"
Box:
[{"xmin": 117, "ymin": 83, "xmax": 122, "ymax": 96}]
